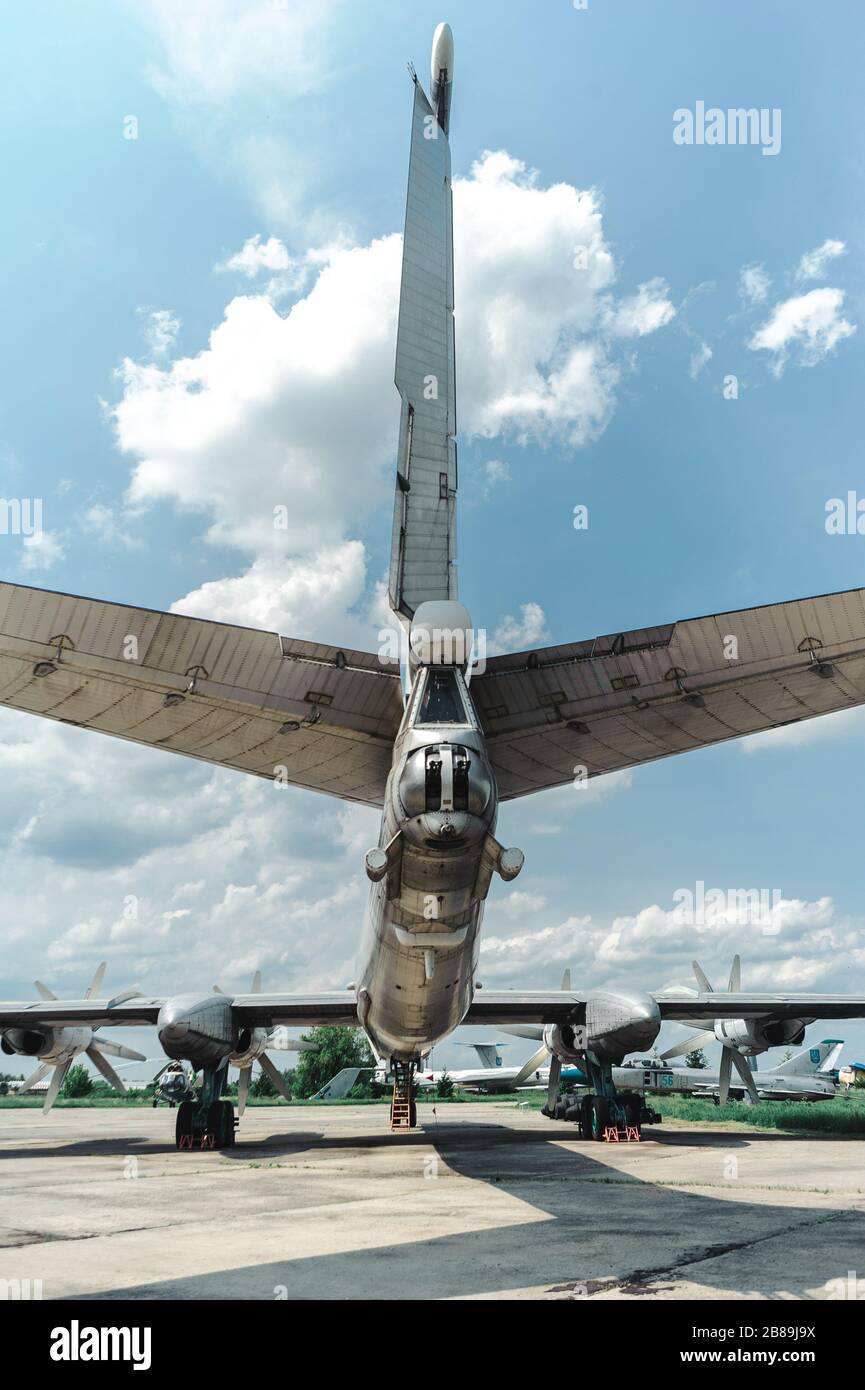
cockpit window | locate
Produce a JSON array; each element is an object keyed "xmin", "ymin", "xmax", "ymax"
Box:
[{"xmin": 417, "ymin": 669, "xmax": 467, "ymax": 724}]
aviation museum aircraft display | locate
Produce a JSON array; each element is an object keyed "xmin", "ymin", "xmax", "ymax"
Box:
[{"xmin": 3, "ymin": 24, "xmax": 865, "ymax": 1148}]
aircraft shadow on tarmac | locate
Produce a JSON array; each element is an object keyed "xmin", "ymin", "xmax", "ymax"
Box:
[{"xmin": 64, "ymin": 1118, "xmax": 864, "ymax": 1302}]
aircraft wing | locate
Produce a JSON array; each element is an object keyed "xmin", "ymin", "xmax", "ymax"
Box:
[
  {"xmin": 0, "ymin": 992, "xmax": 360, "ymax": 1031},
  {"xmin": 465, "ymin": 991, "xmax": 865, "ymax": 1026},
  {"xmin": 0, "ymin": 581, "xmax": 402, "ymax": 807},
  {"xmin": 470, "ymin": 586, "xmax": 865, "ymax": 799}
]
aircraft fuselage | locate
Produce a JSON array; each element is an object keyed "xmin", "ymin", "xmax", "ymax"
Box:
[{"xmin": 356, "ymin": 661, "xmax": 510, "ymax": 1061}]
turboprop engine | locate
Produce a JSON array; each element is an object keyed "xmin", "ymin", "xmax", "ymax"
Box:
[
  {"xmin": 714, "ymin": 1015, "xmax": 808, "ymax": 1055},
  {"xmin": 159, "ymin": 973, "xmax": 318, "ymax": 1115},
  {"xmin": 507, "ymin": 980, "xmax": 662, "ymax": 1088},
  {"xmin": 2, "ymin": 1025, "xmax": 91, "ymax": 1059},
  {"xmin": 1, "ymin": 963, "xmax": 144, "ymax": 1113},
  {"xmin": 541, "ymin": 1023, "xmax": 585, "ymax": 1064},
  {"xmin": 660, "ymin": 956, "xmax": 808, "ymax": 1103}
]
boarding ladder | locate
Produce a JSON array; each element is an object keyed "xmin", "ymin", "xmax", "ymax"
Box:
[{"xmin": 390, "ymin": 1062, "xmax": 415, "ymax": 1130}]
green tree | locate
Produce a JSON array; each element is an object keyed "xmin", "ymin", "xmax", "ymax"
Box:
[
  {"xmin": 62, "ymin": 1064, "xmax": 93, "ymax": 1098},
  {"xmin": 292, "ymin": 1027, "xmax": 377, "ymax": 1098},
  {"xmin": 435, "ymin": 1070, "xmax": 455, "ymax": 1098},
  {"xmin": 685, "ymin": 1049, "xmax": 708, "ymax": 1069}
]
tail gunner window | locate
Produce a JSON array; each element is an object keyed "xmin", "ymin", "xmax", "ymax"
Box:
[{"xmin": 418, "ymin": 669, "xmax": 466, "ymax": 724}]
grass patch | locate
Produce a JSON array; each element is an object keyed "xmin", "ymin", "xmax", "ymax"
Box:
[{"xmin": 644, "ymin": 1091, "xmax": 865, "ymax": 1135}]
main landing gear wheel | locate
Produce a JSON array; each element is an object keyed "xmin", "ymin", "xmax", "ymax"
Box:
[
  {"xmin": 176, "ymin": 1100, "xmax": 194, "ymax": 1147},
  {"xmin": 590, "ymin": 1096, "xmax": 610, "ymax": 1141},
  {"xmin": 207, "ymin": 1100, "xmax": 235, "ymax": 1148},
  {"xmin": 623, "ymin": 1093, "xmax": 642, "ymax": 1136}
]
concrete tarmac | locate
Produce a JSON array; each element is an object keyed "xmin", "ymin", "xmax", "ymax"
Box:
[{"xmin": 0, "ymin": 1103, "xmax": 862, "ymax": 1300}]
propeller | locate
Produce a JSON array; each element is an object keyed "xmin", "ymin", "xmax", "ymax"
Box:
[
  {"xmin": 660, "ymin": 955, "xmax": 759, "ymax": 1104},
  {"xmin": 214, "ymin": 971, "xmax": 317, "ymax": 1115},
  {"xmin": 19, "ymin": 963, "xmax": 145, "ymax": 1113},
  {"xmin": 510, "ymin": 969, "xmax": 571, "ymax": 1107}
]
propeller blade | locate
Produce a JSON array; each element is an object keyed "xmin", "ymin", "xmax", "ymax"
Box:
[
  {"xmin": 86, "ymin": 1046, "xmax": 127, "ymax": 1097},
  {"xmin": 251, "ymin": 970, "xmax": 261, "ymax": 994},
  {"xmin": 560, "ymin": 968, "xmax": 571, "ymax": 991},
  {"xmin": 718, "ymin": 1048, "xmax": 732, "ymax": 1106},
  {"xmin": 213, "ymin": 985, "xmax": 225, "ymax": 994},
  {"xmin": 237, "ymin": 1066, "xmax": 252, "ymax": 1117},
  {"xmin": 18, "ymin": 1061, "xmax": 52, "ymax": 1094},
  {"xmin": 512, "ymin": 1042, "xmax": 551, "ymax": 1089},
  {"xmin": 34, "ymin": 980, "xmax": 56, "ymax": 1002},
  {"xmin": 43, "ymin": 1059, "xmax": 72, "ymax": 1114},
  {"xmin": 731, "ymin": 1049, "xmax": 759, "ymax": 1103},
  {"xmin": 692, "ymin": 960, "xmax": 714, "ymax": 993},
  {"xmin": 266, "ymin": 1029, "xmax": 317, "ymax": 1052},
  {"xmin": 501, "ymin": 1025, "xmax": 545, "ymax": 1042},
  {"xmin": 85, "ymin": 963, "xmax": 107, "ymax": 1000},
  {"xmin": 91, "ymin": 1036, "xmax": 146, "ymax": 1062},
  {"xmin": 547, "ymin": 1054, "xmax": 562, "ymax": 1112},
  {"xmin": 727, "ymin": 954, "xmax": 741, "ymax": 993},
  {"xmin": 258, "ymin": 1053, "xmax": 291, "ymax": 1103},
  {"xmin": 660, "ymin": 1029, "xmax": 715, "ymax": 1062}
]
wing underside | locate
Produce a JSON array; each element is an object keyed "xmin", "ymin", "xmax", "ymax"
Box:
[
  {"xmin": 0, "ymin": 581, "xmax": 402, "ymax": 806},
  {"xmin": 470, "ymin": 587, "xmax": 865, "ymax": 799},
  {"xmin": 0, "ymin": 992, "xmax": 360, "ymax": 1031},
  {"xmin": 464, "ymin": 991, "xmax": 865, "ymax": 1026}
]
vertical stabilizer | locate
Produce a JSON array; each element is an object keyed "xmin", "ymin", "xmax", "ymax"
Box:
[{"xmin": 388, "ymin": 29, "xmax": 457, "ymax": 621}]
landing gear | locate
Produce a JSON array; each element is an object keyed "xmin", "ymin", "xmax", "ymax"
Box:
[
  {"xmin": 174, "ymin": 1062, "xmax": 237, "ymax": 1150},
  {"xmin": 544, "ymin": 1054, "xmax": 662, "ymax": 1141}
]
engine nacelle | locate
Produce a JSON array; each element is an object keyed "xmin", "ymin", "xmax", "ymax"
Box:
[
  {"xmin": 585, "ymin": 990, "xmax": 662, "ymax": 1063},
  {"xmin": 1, "ymin": 1026, "xmax": 90, "ymax": 1061},
  {"xmin": 715, "ymin": 1017, "xmax": 808, "ymax": 1055},
  {"xmin": 230, "ymin": 1027, "xmax": 270, "ymax": 1069},
  {"xmin": 157, "ymin": 993, "xmax": 234, "ymax": 1066},
  {"xmin": 542, "ymin": 1023, "xmax": 584, "ymax": 1063}
]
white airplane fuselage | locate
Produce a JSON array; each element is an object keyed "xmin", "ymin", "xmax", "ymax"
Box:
[{"xmin": 356, "ymin": 661, "xmax": 504, "ymax": 1062}]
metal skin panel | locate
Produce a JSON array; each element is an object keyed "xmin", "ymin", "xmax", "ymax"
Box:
[
  {"xmin": 388, "ymin": 78, "xmax": 457, "ymax": 619},
  {"xmin": 0, "ymin": 581, "xmax": 402, "ymax": 806},
  {"xmin": 471, "ymin": 587, "xmax": 865, "ymax": 799}
]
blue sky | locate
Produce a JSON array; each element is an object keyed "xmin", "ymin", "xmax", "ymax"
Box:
[{"xmin": 1, "ymin": 0, "xmax": 865, "ymax": 1077}]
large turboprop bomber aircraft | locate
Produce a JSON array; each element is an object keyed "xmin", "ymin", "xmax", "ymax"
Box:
[{"xmin": 4, "ymin": 23, "xmax": 865, "ymax": 1147}]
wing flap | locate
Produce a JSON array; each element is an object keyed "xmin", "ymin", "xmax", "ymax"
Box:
[
  {"xmin": 472, "ymin": 587, "xmax": 865, "ymax": 799},
  {"xmin": 0, "ymin": 582, "xmax": 402, "ymax": 806}
]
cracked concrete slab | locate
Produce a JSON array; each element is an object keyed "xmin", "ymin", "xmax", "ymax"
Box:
[{"xmin": 0, "ymin": 1103, "xmax": 862, "ymax": 1300}]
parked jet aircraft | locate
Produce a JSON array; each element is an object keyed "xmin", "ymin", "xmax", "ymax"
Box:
[
  {"xmin": 4, "ymin": 24, "xmax": 865, "ymax": 1147},
  {"xmin": 315, "ymin": 1038, "xmax": 841, "ymax": 1106},
  {"xmin": 560, "ymin": 1040, "xmax": 843, "ymax": 1107}
]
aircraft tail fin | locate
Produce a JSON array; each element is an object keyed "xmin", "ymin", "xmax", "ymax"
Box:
[
  {"xmin": 388, "ymin": 70, "xmax": 457, "ymax": 621},
  {"xmin": 769, "ymin": 1040, "xmax": 843, "ymax": 1077},
  {"xmin": 313, "ymin": 1067, "xmax": 370, "ymax": 1100}
]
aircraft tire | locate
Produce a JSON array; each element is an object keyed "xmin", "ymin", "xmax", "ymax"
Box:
[
  {"xmin": 578, "ymin": 1099, "xmax": 592, "ymax": 1139},
  {"xmin": 590, "ymin": 1096, "xmax": 610, "ymax": 1141},
  {"xmin": 175, "ymin": 1100, "xmax": 194, "ymax": 1148}
]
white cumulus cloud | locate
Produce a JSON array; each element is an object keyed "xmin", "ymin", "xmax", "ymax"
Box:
[
  {"xmin": 748, "ymin": 286, "xmax": 856, "ymax": 375},
  {"xmin": 795, "ymin": 238, "xmax": 846, "ymax": 283}
]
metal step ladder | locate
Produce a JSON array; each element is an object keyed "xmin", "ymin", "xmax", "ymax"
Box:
[{"xmin": 390, "ymin": 1062, "xmax": 415, "ymax": 1130}]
